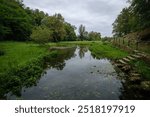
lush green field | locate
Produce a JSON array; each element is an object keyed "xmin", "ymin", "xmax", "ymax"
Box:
[{"xmin": 0, "ymin": 41, "xmax": 48, "ymax": 73}]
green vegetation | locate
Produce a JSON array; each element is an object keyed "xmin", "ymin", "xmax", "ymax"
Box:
[
  {"xmin": 0, "ymin": 0, "xmax": 32, "ymax": 41},
  {"xmin": 0, "ymin": 41, "xmax": 47, "ymax": 73},
  {"xmin": 31, "ymin": 26, "xmax": 51, "ymax": 44},
  {"xmin": 89, "ymin": 42, "xmax": 128, "ymax": 59},
  {"xmin": 112, "ymin": 0, "xmax": 150, "ymax": 37},
  {"xmin": 0, "ymin": 41, "xmax": 128, "ymax": 74},
  {"xmin": 78, "ymin": 24, "xmax": 101, "ymax": 41},
  {"xmin": 130, "ymin": 60, "xmax": 150, "ymax": 80}
]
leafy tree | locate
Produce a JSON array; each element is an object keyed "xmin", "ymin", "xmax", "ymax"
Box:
[
  {"xmin": 78, "ymin": 24, "xmax": 86, "ymax": 41},
  {"xmin": 64, "ymin": 23, "xmax": 77, "ymax": 41},
  {"xmin": 0, "ymin": 0, "xmax": 32, "ymax": 41},
  {"xmin": 112, "ymin": 7, "xmax": 134, "ymax": 37},
  {"xmin": 30, "ymin": 26, "xmax": 51, "ymax": 44},
  {"xmin": 88, "ymin": 31, "xmax": 101, "ymax": 41},
  {"xmin": 112, "ymin": 0, "xmax": 150, "ymax": 37},
  {"xmin": 41, "ymin": 14, "xmax": 66, "ymax": 42},
  {"xmin": 129, "ymin": 0, "xmax": 150, "ymax": 30}
]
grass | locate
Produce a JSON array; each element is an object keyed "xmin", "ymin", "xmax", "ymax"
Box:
[
  {"xmin": 89, "ymin": 42, "xmax": 129, "ymax": 59},
  {"xmin": 0, "ymin": 41, "xmax": 47, "ymax": 73},
  {"xmin": 0, "ymin": 41, "xmax": 129, "ymax": 73},
  {"xmin": 0, "ymin": 41, "xmax": 148, "ymax": 75},
  {"xmin": 130, "ymin": 60, "xmax": 150, "ymax": 80}
]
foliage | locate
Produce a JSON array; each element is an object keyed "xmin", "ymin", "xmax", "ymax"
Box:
[
  {"xmin": 78, "ymin": 24, "xmax": 101, "ymax": 41},
  {"xmin": 41, "ymin": 14, "xmax": 66, "ymax": 42},
  {"xmin": 78, "ymin": 24, "xmax": 86, "ymax": 41},
  {"xmin": 64, "ymin": 23, "xmax": 77, "ymax": 41},
  {"xmin": 25, "ymin": 7, "xmax": 48, "ymax": 26},
  {"xmin": 130, "ymin": 60, "xmax": 150, "ymax": 80},
  {"xmin": 130, "ymin": 0, "xmax": 150, "ymax": 30},
  {"xmin": 0, "ymin": 0, "xmax": 32, "ymax": 41},
  {"xmin": 30, "ymin": 26, "xmax": 51, "ymax": 44},
  {"xmin": 88, "ymin": 31, "xmax": 101, "ymax": 41},
  {"xmin": 113, "ymin": 0, "xmax": 150, "ymax": 37}
]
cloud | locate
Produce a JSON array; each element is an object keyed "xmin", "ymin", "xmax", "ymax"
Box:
[{"xmin": 23, "ymin": 0, "xmax": 128, "ymax": 37}]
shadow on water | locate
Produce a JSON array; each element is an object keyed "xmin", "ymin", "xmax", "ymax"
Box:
[{"xmin": 2, "ymin": 46, "xmax": 149, "ymax": 100}]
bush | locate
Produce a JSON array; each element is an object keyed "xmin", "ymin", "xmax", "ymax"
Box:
[{"xmin": 30, "ymin": 26, "xmax": 51, "ymax": 44}]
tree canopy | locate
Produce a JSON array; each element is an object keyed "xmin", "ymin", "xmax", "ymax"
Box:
[
  {"xmin": 0, "ymin": 0, "xmax": 32, "ymax": 41},
  {"xmin": 112, "ymin": 0, "xmax": 150, "ymax": 37}
]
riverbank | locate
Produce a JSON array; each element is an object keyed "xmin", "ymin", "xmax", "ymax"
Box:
[{"xmin": 0, "ymin": 41, "xmax": 149, "ymax": 99}]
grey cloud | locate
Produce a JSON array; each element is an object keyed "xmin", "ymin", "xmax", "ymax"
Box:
[{"xmin": 23, "ymin": 0, "xmax": 128, "ymax": 36}]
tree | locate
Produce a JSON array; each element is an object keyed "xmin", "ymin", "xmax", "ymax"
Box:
[
  {"xmin": 78, "ymin": 24, "xmax": 86, "ymax": 41},
  {"xmin": 112, "ymin": 7, "xmax": 134, "ymax": 37},
  {"xmin": 30, "ymin": 26, "xmax": 51, "ymax": 44},
  {"xmin": 41, "ymin": 14, "xmax": 66, "ymax": 42},
  {"xmin": 112, "ymin": 0, "xmax": 150, "ymax": 37},
  {"xmin": 0, "ymin": 0, "xmax": 32, "ymax": 41},
  {"xmin": 88, "ymin": 31, "xmax": 101, "ymax": 41},
  {"xmin": 130, "ymin": 0, "xmax": 150, "ymax": 30},
  {"xmin": 64, "ymin": 23, "xmax": 77, "ymax": 41}
]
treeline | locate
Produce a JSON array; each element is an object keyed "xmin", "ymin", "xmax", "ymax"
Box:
[
  {"xmin": 0, "ymin": 0, "xmax": 101, "ymax": 42},
  {"xmin": 112, "ymin": 0, "xmax": 150, "ymax": 37},
  {"xmin": 78, "ymin": 24, "xmax": 101, "ymax": 41}
]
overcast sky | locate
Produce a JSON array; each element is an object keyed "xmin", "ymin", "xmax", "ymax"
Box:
[{"xmin": 23, "ymin": 0, "xmax": 128, "ymax": 37}]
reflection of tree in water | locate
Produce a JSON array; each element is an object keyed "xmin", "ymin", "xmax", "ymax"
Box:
[
  {"xmin": 47, "ymin": 47, "xmax": 76, "ymax": 70},
  {"xmin": 0, "ymin": 47, "xmax": 76, "ymax": 99},
  {"xmin": 78, "ymin": 46, "xmax": 88, "ymax": 59}
]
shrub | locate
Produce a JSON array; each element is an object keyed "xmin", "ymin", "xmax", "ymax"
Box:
[{"xmin": 30, "ymin": 26, "xmax": 51, "ymax": 44}]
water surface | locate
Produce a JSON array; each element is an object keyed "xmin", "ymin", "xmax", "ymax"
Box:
[{"xmin": 7, "ymin": 46, "xmax": 123, "ymax": 100}]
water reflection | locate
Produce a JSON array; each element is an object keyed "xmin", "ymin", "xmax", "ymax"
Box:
[
  {"xmin": 5, "ymin": 46, "xmax": 124, "ymax": 100},
  {"xmin": 78, "ymin": 46, "xmax": 88, "ymax": 59},
  {"xmin": 46, "ymin": 47, "xmax": 76, "ymax": 70}
]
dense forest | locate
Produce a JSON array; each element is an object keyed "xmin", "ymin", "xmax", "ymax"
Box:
[
  {"xmin": 0, "ymin": 0, "xmax": 101, "ymax": 43},
  {"xmin": 112, "ymin": 0, "xmax": 150, "ymax": 37}
]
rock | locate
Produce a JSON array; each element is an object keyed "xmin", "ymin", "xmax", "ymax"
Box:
[
  {"xmin": 122, "ymin": 58, "xmax": 131, "ymax": 62},
  {"xmin": 130, "ymin": 76, "xmax": 141, "ymax": 82},
  {"xmin": 127, "ymin": 56, "xmax": 135, "ymax": 60},
  {"xmin": 141, "ymin": 81, "xmax": 150, "ymax": 91},
  {"xmin": 118, "ymin": 60, "xmax": 127, "ymax": 64},
  {"xmin": 121, "ymin": 65, "xmax": 131, "ymax": 72},
  {"xmin": 131, "ymin": 54, "xmax": 141, "ymax": 59}
]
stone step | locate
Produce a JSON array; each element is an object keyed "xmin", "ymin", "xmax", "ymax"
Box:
[
  {"xmin": 118, "ymin": 59, "xmax": 127, "ymax": 64},
  {"xmin": 136, "ymin": 53, "xmax": 146, "ymax": 57},
  {"xmin": 131, "ymin": 54, "xmax": 141, "ymax": 58},
  {"xmin": 130, "ymin": 76, "xmax": 141, "ymax": 82},
  {"xmin": 133, "ymin": 50, "xmax": 140, "ymax": 53},
  {"xmin": 130, "ymin": 73, "xmax": 140, "ymax": 77},
  {"xmin": 115, "ymin": 63, "xmax": 123, "ymax": 67},
  {"xmin": 127, "ymin": 56, "xmax": 135, "ymax": 60},
  {"xmin": 122, "ymin": 58, "xmax": 131, "ymax": 62}
]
